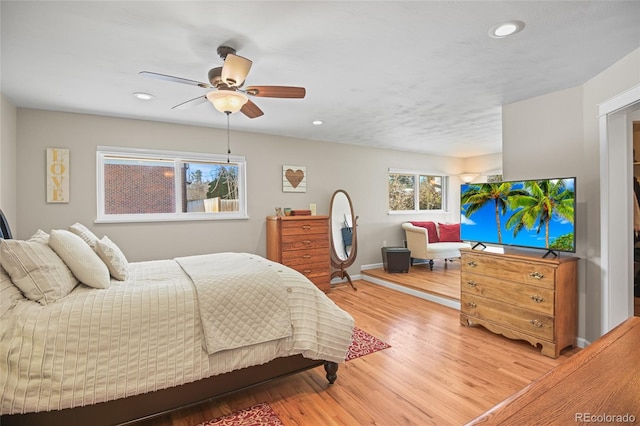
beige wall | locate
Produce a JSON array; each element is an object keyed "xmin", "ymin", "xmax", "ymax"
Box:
[
  {"xmin": 14, "ymin": 108, "xmax": 501, "ymax": 275},
  {"xmin": 0, "ymin": 94, "xmax": 17, "ymax": 232},
  {"xmin": 502, "ymin": 47, "xmax": 640, "ymax": 342}
]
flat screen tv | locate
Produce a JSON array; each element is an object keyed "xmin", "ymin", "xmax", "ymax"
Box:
[{"xmin": 460, "ymin": 177, "xmax": 576, "ymax": 256}]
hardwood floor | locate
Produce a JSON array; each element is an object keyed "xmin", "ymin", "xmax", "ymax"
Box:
[{"xmin": 137, "ymin": 279, "xmax": 580, "ymax": 426}]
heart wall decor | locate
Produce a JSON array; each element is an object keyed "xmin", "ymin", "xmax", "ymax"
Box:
[{"xmin": 282, "ymin": 165, "xmax": 306, "ymax": 192}]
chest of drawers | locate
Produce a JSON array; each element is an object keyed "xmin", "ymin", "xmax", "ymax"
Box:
[
  {"xmin": 266, "ymin": 215, "xmax": 330, "ymax": 292},
  {"xmin": 459, "ymin": 249, "xmax": 579, "ymax": 358}
]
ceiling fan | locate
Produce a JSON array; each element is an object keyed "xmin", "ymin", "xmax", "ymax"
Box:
[{"xmin": 139, "ymin": 46, "xmax": 305, "ymax": 119}]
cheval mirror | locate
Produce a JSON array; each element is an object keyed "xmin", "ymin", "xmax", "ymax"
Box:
[{"xmin": 329, "ymin": 189, "xmax": 358, "ymax": 290}]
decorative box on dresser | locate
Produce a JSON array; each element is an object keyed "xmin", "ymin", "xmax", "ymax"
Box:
[
  {"xmin": 459, "ymin": 248, "xmax": 579, "ymax": 358},
  {"xmin": 266, "ymin": 215, "xmax": 331, "ymax": 292}
]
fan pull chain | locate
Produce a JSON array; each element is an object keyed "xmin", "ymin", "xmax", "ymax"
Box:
[{"xmin": 226, "ymin": 112, "xmax": 231, "ymax": 163}]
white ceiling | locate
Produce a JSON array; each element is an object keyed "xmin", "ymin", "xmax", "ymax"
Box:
[{"xmin": 2, "ymin": 1, "xmax": 639, "ymax": 158}]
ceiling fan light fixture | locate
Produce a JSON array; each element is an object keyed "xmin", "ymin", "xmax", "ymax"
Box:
[{"xmin": 206, "ymin": 90, "xmax": 248, "ymax": 114}]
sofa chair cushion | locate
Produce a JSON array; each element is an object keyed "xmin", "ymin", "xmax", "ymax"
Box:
[
  {"xmin": 409, "ymin": 221, "xmax": 439, "ymax": 243},
  {"xmin": 438, "ymin": 223, "xmax": 461, "ymax": 242}
]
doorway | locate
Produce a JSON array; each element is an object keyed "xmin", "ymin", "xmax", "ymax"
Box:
[{"xmin": 600, "ymin": 84, "xmax": 640, "ymax": 331}]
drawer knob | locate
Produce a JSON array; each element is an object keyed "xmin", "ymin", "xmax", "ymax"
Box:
[
  {"xmin": 302, "ymin": 240, "xmax": 312, "ymax": 245},
  {"xmin": 302, "ymin": 225, "xmax": 311, "ymax": 230},
  {"xmin": 302, "ymin": 254, "xmax": 312, "ymax": 259},
  {"xmin": 466, "ymin": 280, "xmax": 478, "ymax": 287},
  {"xmin": 303, "ymin": 269, "xmax": 312, "ymax": 274},
  {"xmin": 529, "ymin": 271, "xmax": 544, "ymax": 280},
  {"xmin": 467, "ymin": 261, "xmax": 477, "ymax": 268},
  {"xmin": 530, "ymin": 319, "xmax": 543, "ymax": 328},
  {"xmin": 530, "ymin": 295, "xmax": 545, "ymax": 303},
  {"xmin": 467, "ymin": 301, "xmax": 477, "ymax": 308}
]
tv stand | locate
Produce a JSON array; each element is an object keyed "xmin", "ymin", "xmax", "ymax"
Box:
[
  {"xmin": 471, "ymin": 242, "xmax": 486, "ymax": 250},
  {"xmin": 542, "ymin": 249, "xmax": 558, "ymax": 259},
  {"xmin": 459, "ymin": 248, "xmax": 578, "ymax": 358}
]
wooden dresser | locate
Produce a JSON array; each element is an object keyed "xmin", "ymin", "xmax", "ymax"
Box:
[
  {"xmin": 459, "ymin": 249, "xmax": 579, "ymax": 358},
  {"xmin": 266, "ymin": 215, "xmax": 331, "ymax": 292}
]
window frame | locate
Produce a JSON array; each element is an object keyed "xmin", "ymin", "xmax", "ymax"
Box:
[
  {"xmin": 387, "ymin": 168, "xmax": 449, "ymax": 214},
  {"xmin": 96, "ymin": 146, "xmax": 248, "ymax": 223}
]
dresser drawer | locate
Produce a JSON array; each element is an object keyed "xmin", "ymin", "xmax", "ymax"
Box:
[
  {"xmin": 281, "ymin": 220, "xmax": 328, "ymax": 236},
  {"xmin": 287, "ymin": 261, "xmax": 330, "ymax": 281},
  {"xmin": 461, "ymin": 253, "xmax": 556, "ymax": 289},
  {"xmin": 282, "ymin": 248, "xmax": 330, "ymax": 266},
  {"xmin": 461, "ymin": 272, "xmax": 555, "ymax": 315},
  {"xmin": 461, "ymin": 293, "xmax": 554, "ymax": 342},
  {"xmin": 282, "ymin": 234, "xmax": 330, "ymax": 251}
]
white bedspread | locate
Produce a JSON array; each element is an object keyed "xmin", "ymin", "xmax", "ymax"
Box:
[{"xmin": 0, "ymin": 253, "xmax": 354, "ymax": 415}]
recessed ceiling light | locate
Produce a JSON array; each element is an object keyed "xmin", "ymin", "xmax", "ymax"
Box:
[
  {"xmin": 133, "ymin": 92, "xmax": 154, "ymax": 100},
  {"xmin": 312, "ymin": 120, "xmax": 323, "ymax": 125},
  {"xmin": 489, "ymin": 20, "xmax": 525, "ymax": 38}
]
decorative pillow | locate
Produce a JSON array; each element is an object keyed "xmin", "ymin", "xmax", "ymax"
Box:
[
  {"xmin": 1, "ymin": 265, "xmax": 25, "ymax": 317},
  {"xmin": 410, "ymin": 221, "xmax": 439, "ymax": 243},
  {"xmin": 0, "ymin": 235, "xmax": 78, "ymax": 305},
  {"xmin": 49, "ymin": 229, "xmax": 111, "ymax": 289},
  {"xmin": 95, "ymin": 236, "xmax": 129, "ymax": 280},
  {"xmin": 69, "ymin": 223, "xmax": 100, "ymax": 248},
  {"xmin": 29, "ymin": 229, "xmax": 50, "ymax": 244},
  {"xmin": 438, "ymin": 223, "xmax": 462, "ymax": 242}
]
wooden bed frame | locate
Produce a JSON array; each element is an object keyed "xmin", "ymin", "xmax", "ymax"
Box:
[
  {"xmin": 0, "ymin": 209, "xmax": 340, "ymax": 425},
  {"xmin": 0, "ymin": 356, "xmax": 338, "ymax": 426}
]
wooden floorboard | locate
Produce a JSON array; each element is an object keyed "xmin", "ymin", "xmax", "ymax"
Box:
[{"xmin": 137, "ymin": 279, "xmax": 580, "ymax": 426}]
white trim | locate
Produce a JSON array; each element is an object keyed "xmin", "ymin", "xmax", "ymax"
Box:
[
  {"xmin": 362, "ymin": 274, "xmax": 461, "ymax": 310},
  {"xmin": 598, "ymin": 84, "xmax": 640, "ymax": 333}
]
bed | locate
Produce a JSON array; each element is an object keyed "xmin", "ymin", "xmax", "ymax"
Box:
[{"xmin": 0, "ymin": 214, "xmax": 354, "ymax": 425}]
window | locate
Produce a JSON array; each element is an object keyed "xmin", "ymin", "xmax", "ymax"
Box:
[
  {"xmin": 388, "ymin": 169, "xmax": 447, "ymax": 213},
  {"xmin": 97, "ymin": 147, "xmax": 247, "ymax": 222}
]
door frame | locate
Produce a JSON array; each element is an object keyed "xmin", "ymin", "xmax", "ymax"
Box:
[{"xmin": 599, "ymin": 84, "xmax": 640, "ymax": 332}]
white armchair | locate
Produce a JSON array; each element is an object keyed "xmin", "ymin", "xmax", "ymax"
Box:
[{"xmin": 402, "ymin": 222, "xmax": 470, "ymax": 270}]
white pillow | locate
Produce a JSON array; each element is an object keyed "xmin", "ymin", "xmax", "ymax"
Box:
[
  {"xmin": 0, "ymin": 234, "xmax": 78, "ymax": 305},
  {"xmin": 30, "ymin": 229, "xmax": 50, "ymax": 244},
  {"xmin": 95, "ymin": 236, "xmax": 129, "ymax": 280},
  {"xmin": 68, "ymin": 223, "xmax": 100, "ymax": 248},
  {"xmin": 1, "ymin": 265, "xmax": 25, "ymax": 317},
  {"xmin": 49, "ymin": 229, "xmax": 111, "ymax": 289}
]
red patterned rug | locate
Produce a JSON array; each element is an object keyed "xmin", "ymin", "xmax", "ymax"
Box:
[
  {"xmin": 345, "ymin": 326, "xmax": 391, "ymax": 361},
  {"xmin": 195, "ymin": 402, "xmax": 283, "ymax": 426},
  {"xmin": 194, "ymin": 328, "xmax": 388, "ymax": 425}
]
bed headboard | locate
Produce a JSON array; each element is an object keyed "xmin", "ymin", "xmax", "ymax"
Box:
[{"xmin": 0, "ymin": 209, "xmax": 12, "ymax": 239}]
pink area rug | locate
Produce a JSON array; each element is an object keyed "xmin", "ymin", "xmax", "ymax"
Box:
[
  {"xmin": 345, "ymin": 326, "xmax": 391, "ymax": 361},
  {"xmin": 195, "ymin": 328, "xmax": 389, "ymax": 425},
  {"xmin": 195, "ymin": 402, "xmax": 283, "ymax": 426}
]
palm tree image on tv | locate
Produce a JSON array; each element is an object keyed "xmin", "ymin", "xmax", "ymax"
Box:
[{"xmin": 461, "ymin": 178, "xmax": 575, "ymax": 252}]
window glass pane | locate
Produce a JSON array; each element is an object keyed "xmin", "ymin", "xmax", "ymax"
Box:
[
  {"xmin": 183, "ymin": 161, "xmax": 240, "ymax": 213},
  {"xmin": 419, "ymin": 175, "xmax": 442, "ymax": 210},
  {"xmin": 388, "ymin": 174, "xmax": 415, "ymax": 210},
  {"xmin": 103, "ymin": 157, "xmax": 175, "ymax": 214}
]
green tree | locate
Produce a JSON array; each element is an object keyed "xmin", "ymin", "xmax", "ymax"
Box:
[
  {"xmin": 505, "ymin": 179, "xmax": 575, "ymax": 248},
  {"xmin": 461, "ymin": 183, "xmax": 528, "ymax": 244}
]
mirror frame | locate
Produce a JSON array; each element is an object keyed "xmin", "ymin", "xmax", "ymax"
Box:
[{"xmin": 329, "ymin": 189, "xmax": 358, "ymax": 290}]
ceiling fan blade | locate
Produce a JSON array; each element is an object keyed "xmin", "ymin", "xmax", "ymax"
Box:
[
  {"xmin": 240, "ymin": 99, "xmax": 264, "ymax": 119},
  {"xmin": 172, "ymin": 95, "xmax": 208, "ymax": 110},
  {"xmin": 221, "ymin": 54, "xmax": 252, "ymax": 87},
  {"xmin": 139, "ymin": 71, "xmax": 213, "ymax": 88},
  {"xmin": 245, "ymin": 86, "xmax": 306, "ymax": 98}
]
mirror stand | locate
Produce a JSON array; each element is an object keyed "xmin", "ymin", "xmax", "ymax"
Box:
[{"xmin": 329, "ymin": 189, "xmax": 358, "ymax": 291}]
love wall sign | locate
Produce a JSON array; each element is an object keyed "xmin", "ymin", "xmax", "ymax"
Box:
[
  {"xmin": 46, "ymin": 148, "xmax": 70, "ymax": 203},
  {"xmin": 282, "ymin": 165, "xmax": 306, "ymax": 193}
]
